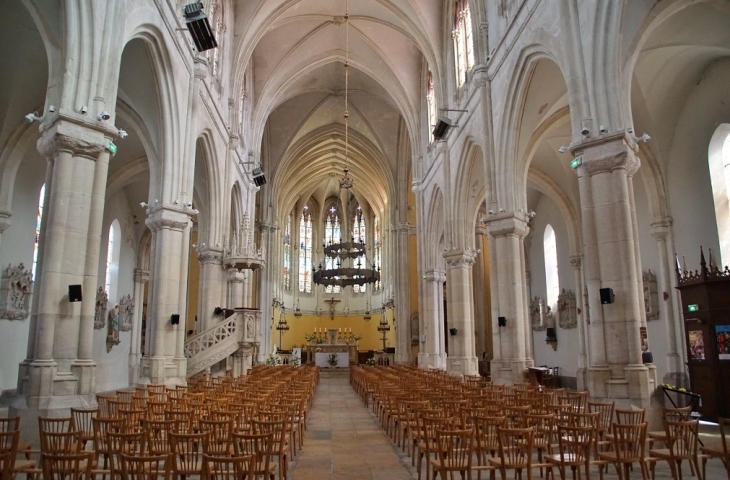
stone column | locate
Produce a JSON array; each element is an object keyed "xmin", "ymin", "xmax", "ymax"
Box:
[
  {"xmin": 129, "ymin": 269, "xmax": 149, "ymax": 385},
  {"xmin": 226, "ymin": 269, "xmax": 244, "ymax": 311},
  {"xmin": 14, "ymin": 121, "xmax": 112, "ymax": 413},
  {"xmin": 650, "ymin": 219, "xmax": 685, "ymax": 384},
  {"xmin": 444, "ymin": 249, "xmax": 479, "ymax": 376},
  {"xmin": 571, "ymin": 256, "xmax": 589, "ymax": 390},
  {"xmin": 196, "ymin": 247, "xmax": 224, "ymax": 331},
  {"xmin": 473, "ymin": 225, "xmax": 489, "ymax": 359},
  {"xmin": 142, "ymin": 207, "xmax": 192, "ymax": 385},
  {"xmin": 486, "ymin": 213, "xmax": 533, "ymax": 384},
  {"xmin": 394, "ymin": 222, "xmax": 411, "ymax": 364},
  {"xmin": 418, "ymin": 269, "xmax": 446, "ymax": 370},
  {"xmin": 573, "ymin": 134, "xmax": 654, "ymax": 408}
]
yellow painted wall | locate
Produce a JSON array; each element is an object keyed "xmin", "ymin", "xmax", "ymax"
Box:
[
  {"xmin": 271, "ymin": 308, "xmax": 396, "ymax": 352},
  {"xmin": 186, "ymin": 230, "xmax": 200, "ymax": 333}
]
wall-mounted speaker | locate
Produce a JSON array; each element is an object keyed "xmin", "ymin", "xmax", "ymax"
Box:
[
  {"xmin": 69, "ymin": 285, "xmax": 82, "ymax": 302},
  {"xmin": 449, "ymin": 328, "xmax": 457, "ymax": 336},
  {"xmin": 599, "ymin": 288, "xmax": 615, "ymax": 304},
  {"xmin": 642, "ymin": 351, "xmax": 653, "ymax": 364},
  {"xmin": 498, "ymin": 316, "xmax": 507, "ymax": 327},
  {"xmin": 171, "ymin": 314, "xmax": 180, "ymax": 325}
]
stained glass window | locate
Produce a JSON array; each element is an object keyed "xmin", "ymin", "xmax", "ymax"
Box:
[
  {"xmin": 283, "ymin": 213, "xmax": 291, "ymax": 290},
  {"xmin": 324, "ymin": 205, "xmax": 341, "ymax": 294},
  {"xmin": 374, "ymin": 216, "xmax": 381, "ymax": 291},
  {"xmin": 544, "ymin": 224, "xmax": 559, "ymax": 309},
  {"xmin": 353, "ymin": 205, "xmax": 366, "ymax": 293},
  {"xmin": 298, "ymin": 205, "xmax": 312, "ymax": 293},
  {"xmin": 453, "ymin": 0, "xmax": 474, "ymax": 88},
  {"xmin": 31, "ymin": 184, "xmax": 45, "ymax": 283}
]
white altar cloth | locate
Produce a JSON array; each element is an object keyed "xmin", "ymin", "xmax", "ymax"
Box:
[{"xmin": 314, "ymin": 352, "xmax": 349, "ymax": 368}]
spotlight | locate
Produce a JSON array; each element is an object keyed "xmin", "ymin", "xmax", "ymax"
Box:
[
  {"xmin": 140, "ymin": 202, "xmax": 149, "ymax": 208},
  {"xmin": 636, "ymin": 133, "xmax": 651, "ymax": 143},
  {"xmin": 25, "ymin": 112, "xmax": 43, "ymax": 123},
  {"xmin": 183, "ymin": 2, "xmax": 218, "ymax": 52},
  {"xmin": 80, "ymin": 106, "xmax": 88, "ymax": 115},
  {"xmin": 599, "ymin": 125, "xmax": 607, "ymax": 134},
  {"xmin": 48, "ymin": 105, "xmax": 56, "ymax": 113},
  {"xmin": 432, "ymin": 116, "xmax": 453, "ymax": 140},
  {"xmin": 558, "ymin": 146, "xmax": 568, "ymax": 154},
  {"xmin": 488, "ymin": 210, "xmax": 495, "ymax": 215},
  {"xmin": 117, "ymin": 129, "xmax": 128, "ymax": 138},
  {"xmin": 97, "ymin": 111, "xmax": 111, "ymax": 121},
  {"xmin": 527, "ymin": 210, "xmax": 536, "ymax": 218},
  {"xmin": 252, "ymin": 167, "xmax": 267, "ymax": 187}
]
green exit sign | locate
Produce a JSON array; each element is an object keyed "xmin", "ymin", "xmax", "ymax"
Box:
[
  {"xmin": 688, "ymin": 304, "xmax": 699, "ymax": 312},
  {"xmin": 107, "ymin": 142, "xmax": 117, "ymax": 155},
  {"xmin": 570, "ymin": 157, "xmax": 582, "ymax": 169}
]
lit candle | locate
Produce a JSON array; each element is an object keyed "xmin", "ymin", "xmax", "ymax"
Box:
[
  {"xmin": 339, "ymin": 328, "xmax": 341, "ymax": 333},
  {"xmin": 349, "ymin": 327, "xmax": 352, "ymax": 333},
  {"xmin": 313, "ymin": 327, "xmax": 316, "ymax": 333}
]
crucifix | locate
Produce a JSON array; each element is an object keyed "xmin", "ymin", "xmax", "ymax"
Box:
[{"xmin": 324, "ymin": 297, "xmax": 341, "ymax": 321}]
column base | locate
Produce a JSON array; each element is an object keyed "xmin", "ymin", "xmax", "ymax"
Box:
[
  {"xmin": 490, "ymin": 358, "xmax": 533, "ymax": 384},
  {"xmin": 139, "ymin": 356, "xmax": 187, "ymax": 386},
  {"xmin": 588, "ymin": 364, "xmax": 662, "ymax": 429},
  {"xmin": 70, "ymin": 360, "xmax": 96, "ymax": 395},
  {"xmin": 128, "ymin": 353, "xmax": 141, "ymax": 385},
  {"xmin": 446, "ymin": 355, "xmax": 478, "ymax": 376},
  {"xmin": 418, "ymin": 352, "xmax": 446, "ymax": 370}
]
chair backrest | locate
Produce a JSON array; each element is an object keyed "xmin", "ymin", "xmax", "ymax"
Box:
[
  {"xmin": 107, "ymin": 431, "xmax": 146, "ymax": 476},
  {"xmin": 587, "ymin": 401, "xmax": 615, "ymax": 431},
  {"xmin": 70, "ymin": 408, "xmax": 98, "ymax": 438},
  {"xmin": 557, "ymin": 425, "xmax": 594, "ymax": 464},
  {"xmin": 496, "ymin": 427, "xmax": 534, "ymax": 468},
  {"xmin": 169, "ymin": 431, "xmax": 207, "ymax": 473},
  {"xmin": 472, "ymin": 415, "xmax": 505, "ymax": 452},
  {"xmin": 611, "ymin": 423, "xmax": 647, "ymax": 463},
  {"xmin": 41, "ymin": 430, "xmax": 82, "ymax": 454},
  {"xmin": 231, "ymin": 432, "xmax": 272, "ymax": 475},
  {"xmin": 96, "ymin": 394, "xmax": 118, "ymax": 417},
  {"xmin": 119, "ymin": 453, "xmax": 171, "ymax": 480},
  {"xmin": 143, "ymin": 419, "xmax": 175, "ymax": 455},
  {"xmin": 615, "ymin": 408, "xmax": 645, "ymax": 425},
  {"xmin": 42, "ymin": 452, "xmax": 93, "ymax": 480},
  {"xmin": 202, "ymin": 454, "xmax": 255, "ymax": 480},
  {"xmin": 38, "ymin": 417, "xmax": 72, "ymax": 435},
  {"xmin": 93, "ymin": 417, "xmax": 124, "ymax": 453},
  {"xmin": 664, "ymin": 406, "xmax": 693, "ymax": 423},
  {"xmin": 503, "ymin": 405, "xmax": 530, "ymax": 428},
  {"xmin": 0, "ymin": 417, "xmax": 20, "ymax": 433},
  {"xmin": 665, "ymin": 420, "xmax": 700, "ymax": 458},
  {"xmin": 435, "ymin": 429, "xmax": 474, "ymax": 470},
  {"xmin": 0, "ymin": 430, "xmax": 19, "ymax": 458},
  {"xmin": 198, "ymin": 419, "xmax": 233, "ymax": 455},
  {"xmin": 525, "ymin": 414, "xmax": 556, "ymax": 447},
  {"xmin": 251, "ymin": 419, "xmax": 286, "ymax": 451},
  {"xmin": 720, "ymin": 418, "xmax": 730, "ymax": 454}
]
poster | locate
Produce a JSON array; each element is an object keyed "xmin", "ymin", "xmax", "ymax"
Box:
[
  {"xmin": 688, "ymin": 330, "xmax": 705, "ymax": 360},
  {"xmin": 717, "ymin": 325, "xmax": 730, "ymax": 360}
]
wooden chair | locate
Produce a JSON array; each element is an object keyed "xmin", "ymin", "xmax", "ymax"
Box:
[
  {"xmin": 93, "ymin": 417, "xmax": 124, "ymax": 475},
  {"xmin": 116, "ymin": 390, "xmax": 136, "ymax": 403},
  {"xmin": 648, "ymin": 406, "xmax": 693, "ymax": 448},
  {"xmin": 598, "ymin": 423, "xmax": 650, "ymax": 480},
  {"xmin": 41, "ymin": 452, "xmax": 94, "ymax": 480},
  {"xmin": 96, "ymin": 394, "xmax": 118, "ymax": 418},
  {"xmin": 199, "ymin": 418, "xmax": 233, "ymax": 456},
  {"xmin": 615, "ymin": 408, "xmax": 645, "ymax": 425},
  {"xmin": 252, "ymin": 419, "xmax": 289, "ymax": 480},
  {"xmin": 119, "ymin": 452, "xmax": 171, "ymax": 480},
  {"xmin": 546, "ymin": 424, "xmax": 598, "ymax": 480},
  {"xmin": 429, "ymin": 428, "xmax": 482, "ymax": 480},
  {"xmin": 0, "ymin": 417, "xmax": 33, "ymax": 460},
  {"xmin": 106, "ymin": 431, "xmax": 147, "ymax": 478},
  {"xmin": 649, "ymin": 420, "xmax": 702, "ymax": 480},
  {"xmin": 38, "ymin": 417, "xmax": 72, "ymax": 435},
  {"xmin": 417, "ymin": 415, "xmax": 455, "ymax": 480},
  {"xmin": 700, "ymin": 417, "xmax": 730, "ymax": 480},
  {"xmin": 202, "ymin": 454, "xmax": 255, "ymax": 480},
  {"xmin": 231, "ymin": 431, "xmax": 276, "ymax": 480},
  {"xmin": 143, "ymin": 419, "xmax": 175, "ymax": 456},
  {"xmin": 169, "ymin": 431, "xmax": 207, "ymax": 479},
  {"xmin": 0, "ymin": 430, "xmax": 37, "ymax": 478},
  {"xmin": 587, "ymin": 401, "xmax": 615, "ymax": 442},
  {"xmin": 70, "ymin": 407, "xmax": 98, "ymax": 448},
  {"xmin": 40, "ymin": 430, "xmax": 83, "ymax": 455},
  {"xmin": 490, "ymin": 427, "xmax": 535, "ymax": 480}
]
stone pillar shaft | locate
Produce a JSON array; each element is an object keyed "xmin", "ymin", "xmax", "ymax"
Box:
[
  {"xmin": 227, "ymin": 269, "xmax": 244, "ymax": 312},
  {"xmin": 394, "ymin": 223, "xmax": 411, "ymax": 364},
  {"xmin": 197, "ymin": 247, "xmax": 223, "ymax": 332},
  {"xmin": 129, "ymin": 269, "xmax": 149, "ymax": 384},
  {"xmin": 418, "ymin": 270, "xmax": 446, "ymax": 370},
  {"xmin": 444, "ymin": 250, "xmax": 478, "ymax": 376}
]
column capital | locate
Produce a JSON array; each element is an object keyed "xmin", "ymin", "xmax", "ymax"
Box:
[
  {"xmin": 572, "ymin": 133, "xmax": 640, "ymax": 176},
  {"xmin": 37, "ymin": 117, "xmax": 114, "ymax": 159},
  {"xmin": 443, "ymin": 249, "xmax": 477, "ymax": 269},
  {"xmin": 570, "ymin": 255, "xmax": 582, "ymax": 269},
  {"xmin": 198, "ymin": 247, "xmax": 224, "ymax": 265},
  {"xmin": 650, "ymin": 217, "xmax": 673, "ymax": 240},
  {"xmin": 424, "ymin": 269, "xmax": 446, "ymax": 282},
  {"xmin": 0, "ymin": 210, "xmax": 11, "ymax": 233},
  {"xmin": 134, "ymin": 269, "xmax": 150, "ymax": 283},
  {"xmin": 145, "ymin": 206, "xmax": 191, "ymax": 232},
  {"xmin": 485, "ymin": 213, "xmax": 530, "ymax": 238},
  {"xmin": 227, "ymin": 269, "xmax": 244, "ymax": 282}
]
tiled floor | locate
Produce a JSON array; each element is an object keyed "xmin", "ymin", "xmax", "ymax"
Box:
[{"xmin": 291, "ymin": 372, "xmax": 728, "ymax": 480}]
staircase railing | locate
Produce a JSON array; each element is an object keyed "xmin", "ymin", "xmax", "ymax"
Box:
[{"xmin": 184, "ymin": 312, "xmax": 242, "ymax": 376}]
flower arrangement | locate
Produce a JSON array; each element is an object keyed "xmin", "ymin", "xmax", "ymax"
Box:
[
  {"xmin": 353, "ymin": 334, "xmax": 361, "ymax": 342},
  {"xmin": 265, "ymin": 351, "xmax": 283, "ymax": 366},
  {"xmin": 327, "ymin": 353, "xmax": 338, "ymax": 367},
  {"xmin": 365, "ymin": 357, "xmax": 376, "ymax": 367},
  {"xmin": 290, "ymin": 356, "xmax": 301, "ymax": 367}
]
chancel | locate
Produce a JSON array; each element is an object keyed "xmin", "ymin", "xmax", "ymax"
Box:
[{"xmin": 1, "ymin": 0, "xmax": 730, "ymax": 478}]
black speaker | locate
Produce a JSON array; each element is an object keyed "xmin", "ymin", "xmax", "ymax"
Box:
[
  {"xmin": 498, "ymin": 316, "xmax": 507, "ymax": 327},
  {"xmin": 642, "ymin": 351, "xmax": 654, "ymax": 364},
  {"xmin": 69, "ymin": 285, "xmax": 82, "ymax": 302},
  {"xmin": 449, "ymin": 327, "xmax": 457, "ymax": 336},
  {"xmin": 599, "ymin": 287, "xmax": 615, "ymax": 304},
  {"xmin": 171, "ymin": 314, "xmax": 180, "ymax": 325},
  {"xmin": 546, "ymin": 327, "xmax": 557, "ymax": 340}
]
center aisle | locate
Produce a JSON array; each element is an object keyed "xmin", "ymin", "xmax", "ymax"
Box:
[{"xmin": 290, "ymin": 372, "xmax": 417, "ymax": 480}]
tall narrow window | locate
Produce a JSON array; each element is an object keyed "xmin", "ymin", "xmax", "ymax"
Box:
[
  {"xmin": 324, "ymin": 205, "xmax": 341, "ymax": 294},
  {"xmin": 353, "ymin": 205, "xmax": 366, "ymax": 293},
  {"xmin": 709, "ymin": 124, "xmax": 730, "ymax": 265},
  {"xmin": 374, "ymin": 215, "xmax": 381, "ymax": 291},
  {"xmin": 453, "ymin": 0, "xmax": 474, "ymax": 88},
  {"xmin": 426, "ymin": 68, "xmax": 437, "ymax": 142},
  {"xmin": 298, "ymin": 205, "xmax": 313, "ymax": 293},
  {"xmin": 31, "ymin": 184, "xmax": 45, "ymax": 282},
  {"xmin": 543, "ymin": 224, "xmax": 559, "ymax": 309},
  {"xmin": 283, "ymin": 213, "xmax": 291, "ymax": 290},
  {"xmin": 106, "ymin": 219, "xmax": 121, "ymax": 302}
]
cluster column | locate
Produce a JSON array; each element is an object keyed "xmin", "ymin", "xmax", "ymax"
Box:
[
  {"xmin": 418, "ymin": 269, "xmax": 446, "ymax": 370},
  {"xmin": 129, "ymin": 269, "xmax": 149, "ymax": 384},
  {"xmin": 573, "ymin": 134, "xmax": 655, "ymax": 408},
  {"xmin": 393, "ymin": 222, "xmax": 411, "ymax": 364},
  {"xmin": 486, "ymin": 213, "xmax": 534, "ymax": 384},
  {"xmin": 444, "ymin": 249, "xmax": 479, "ymax": 376}
]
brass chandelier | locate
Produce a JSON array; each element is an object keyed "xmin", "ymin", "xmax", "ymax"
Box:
[{"xmin": 312, "ymin": 0, "xmax": 380, "ymax": 290}]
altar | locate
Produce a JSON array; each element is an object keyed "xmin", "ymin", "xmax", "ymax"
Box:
[
  {"xmin": 314, "ymin": 352, "xmax": 350, "ymax": 368},
  {"xmin": 305, "ymin": 344, "xmax": 358, "ymax": 365}
]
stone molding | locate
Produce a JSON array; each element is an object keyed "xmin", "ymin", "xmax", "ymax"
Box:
[
  {"xmin": 570, "ymin": 255, "xmax": 582, "ymax": 269},
  {"xmin": 145, "ymin": 207, "xmax": 191, "ymax": 232},
  {"xmin": 0, "ymin": 211, "xmax": 12, "ymax": 233},
  {"xmin": 37, "ymin": 119, "xmax": 112, "ymax": 159},
  {"xmin": 198, "ymin": 247, "xmax": 223, "ymax": 265},
  {"xmin": 442, "ymin": 249, "xmax": 477, "ymax": 268},
  {"xmin": 134, "ymin": 269, "xmax": 150, "ymax": 283},
  {"xmin": 485, "ymin": 213, "xmax": 529, "ymax": 238},
  {"xmin": 572, "ymin": 133, "xmax": 640, "ymax": 177},
  {"xmin": 423, "ymin": 270, "xmax": 446, "ymax": 283}
]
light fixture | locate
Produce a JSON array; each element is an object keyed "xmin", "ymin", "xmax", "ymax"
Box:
[
  {"xmin": 183, "ymin": 2, "xmax": 218, "ymax": 52},
  {"xmin": 97, "ymin": 111, "xmax": 111, "ymax": 121},
  {"xmin": 276, "ymin": 304, "xmax": 290, "ymax": 348},
  {"xmin": 117, "ymin": 129, "xmax": 128, "ymax": 138},
  {"xmin": 294, "ymin": 297, "xmax": 302, "ymax": 318},
  {"xmin": 377, "ymin": 306, "xmax": 391, "ymax": 351},
  {"xmin": 635, "ymin": 133, "xmax": 651, "ymax": 143},
  {"xmin": 252, "ymin": 167, "xmax": 266, "ymax": 186},
  {"xmin": 432, "ymin": 116, "xmax": 454, "ymax": 140},
  {"xmin": 25, "ymin": 112, "xmax": 43, "ymax": 123},
  {"xmin": 311, "ymin": 0, "xmax": 380, "ymax": 291},
  {"xmin": 558, "ymin": 145, "xmax": 568, "ymax": 154}
]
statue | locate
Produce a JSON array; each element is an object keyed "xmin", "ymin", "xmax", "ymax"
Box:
[
  {"xmin": 94, "ymin": 287, "xmax": 108, "ymax": 329},
  {"xmin": 106, "ymin": 303, "xmax": 121, "ymax": 352},
  {"xmin": 0, "ymin": 263, "xmax": 33, "ymax": 320},
  {"xmin": 411, "ymin": 314, "xmax": 419, "ymax": 345}
]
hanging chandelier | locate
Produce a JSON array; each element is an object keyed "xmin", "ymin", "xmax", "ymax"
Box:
[{"xmin": 312, "ymin": 0, "xmax": 380, "ymax": 290}]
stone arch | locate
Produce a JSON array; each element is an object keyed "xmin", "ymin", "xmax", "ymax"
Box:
[
  {"xmin": 193, "ymin": 132, "xmax": 223, "ymax": 246},
  {"xmin": 425, "ymin": 186, "xmax": 445, "ymax": 272},
  {"xmin": 451, "ymin": 139, "xmax": 487, "ymax": 251},
  {"xmin": 526, "ymin": 170, "xmax": 581, "ymax": 258}
]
